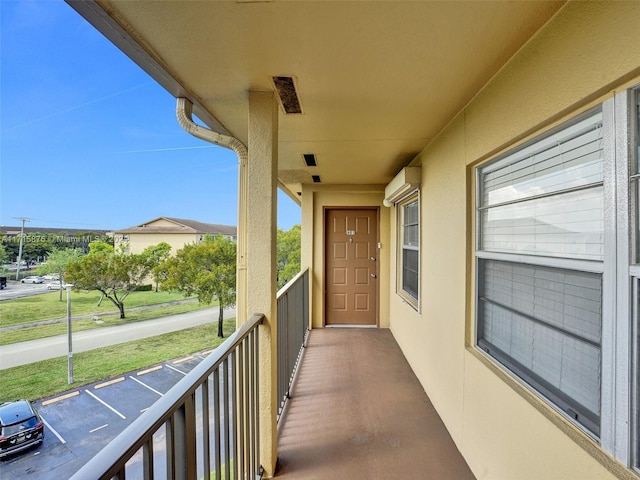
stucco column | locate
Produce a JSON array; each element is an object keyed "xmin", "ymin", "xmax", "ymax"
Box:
[{"xmin": 247, "ymin": 90, "xmax": 278, "ymax": 477}]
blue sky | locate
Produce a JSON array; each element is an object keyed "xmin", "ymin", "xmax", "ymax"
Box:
[{"xmin": 0, "ymin": 0, "xmax": 301, "ymax": 232}]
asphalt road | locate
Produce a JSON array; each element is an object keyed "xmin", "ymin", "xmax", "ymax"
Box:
[
  {"xmin": 0, "ymin": 307, "xmax": 235, "ymax": 369},
  {"xmin": 0, "ymin": 352, "xmax": 225, "ymax": 479},
  {"xmin": 0, "ymin": 281, "xmax": 51, "ymax": 300}
]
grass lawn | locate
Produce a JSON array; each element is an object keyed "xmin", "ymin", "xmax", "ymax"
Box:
[
  {"xmin": 0, "ymin": 318, "xmax": 237, "ymax": 402},
  {"xmin": 0, "ymin": 290, "xmax": 217, "ymax": 345},
  {"xmin": 0, "ymin": 301, "xmax": 216, "ymax": 345},
  {"xmin": 0, "ymin": 290, "xmax": 197, "ymax": 328}
]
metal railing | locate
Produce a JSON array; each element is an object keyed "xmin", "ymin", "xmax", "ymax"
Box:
[
  {"xmin": 276, "ymin": 269, "xmax": 309, "ymax": 422},
  {"xmin": 70, "ymin": 313, "xmax": 264, "ymax": 480}
]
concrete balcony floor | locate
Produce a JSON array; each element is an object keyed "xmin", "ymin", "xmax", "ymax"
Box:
[{"xmin": 275, "ymin": 328, "xmax": 476, "ymax": 480}]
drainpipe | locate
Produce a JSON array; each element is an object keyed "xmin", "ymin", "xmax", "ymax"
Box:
[{"xmin": 176, "ymin": 97, "xmax": 248, "ymax": 326}]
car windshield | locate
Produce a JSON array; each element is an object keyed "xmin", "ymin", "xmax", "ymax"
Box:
[{"xmin": 1, "ymin": 417, "xmax": 38, "ymax": 436}]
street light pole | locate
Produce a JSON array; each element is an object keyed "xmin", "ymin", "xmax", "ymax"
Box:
[
  {"xmin": 66, "ymin": 284, "xmax": 74, "ymax": 384},
  {"xmin": 13, "ymin": 217, "xmax": 30, "ymax": 281}
]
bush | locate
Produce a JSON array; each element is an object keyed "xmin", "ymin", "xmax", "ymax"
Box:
[{"xmin": 133, "ymin": 284, "xmax": 153, "ymax": 291}]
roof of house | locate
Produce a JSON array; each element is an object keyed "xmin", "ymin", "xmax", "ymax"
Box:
[{"xmin": 115, "ymin": 217, "xmax": 237, "ymax": 236}]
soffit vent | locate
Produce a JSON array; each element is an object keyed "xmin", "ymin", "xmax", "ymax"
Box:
[
  {"xmin": 303, "ymin": 153, "xmax": 317, "ymax": 167},
  {"xmin": 272, "ymin": 76, "xmax": 303, "ymax": 114},
  {"xmin": 312, "ymin": 175, "xmax": 322, "ymax": 183}
]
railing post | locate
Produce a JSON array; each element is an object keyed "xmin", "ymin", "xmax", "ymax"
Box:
[{"xmin": 172, "ymin": 396, "xmax": 197, "ymax": 480}]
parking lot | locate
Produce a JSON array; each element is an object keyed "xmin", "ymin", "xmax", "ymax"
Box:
[{"xmin": 0, "ymin": 351, "xmax": 213, "ymax": 479}]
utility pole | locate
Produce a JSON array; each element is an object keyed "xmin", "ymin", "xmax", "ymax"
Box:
[{"xmin": 13, "ymin": 217, "xmax": 31, "ymax": 281}]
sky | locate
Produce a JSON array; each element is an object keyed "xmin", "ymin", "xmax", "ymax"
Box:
[{"xmin": 0, "ymin": 0, "xmax": 301, "ymax": 232}]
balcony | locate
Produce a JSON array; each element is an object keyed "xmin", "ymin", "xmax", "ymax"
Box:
[
  {"xmin": 275, "ymin": 328, "xmax": 475, "ymax": 479},
  {"xmin": 71, "ymin": 269, "xmax": 473, "ymax": 479}
]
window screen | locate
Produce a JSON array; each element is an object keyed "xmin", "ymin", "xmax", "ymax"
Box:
[
  {"xmin": 477, "ymin": 109, "xmax": 604, "ymax": 436},
  {"xmin": 634, "ymin": 91, "xmax": 640, "ymax": 470},
  {"xmin": 399, "ymin": 196, "xmax": 419, "ymax": 304},
  {"xmin": 478, "ymin": 259, "xmax": 602, "ymax": 434}
]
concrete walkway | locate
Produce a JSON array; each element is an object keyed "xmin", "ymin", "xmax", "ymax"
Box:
[
  {"xmin": 275, "ymin": 328, "xmax": 476, "ymax": 479},
  {"xmin": 0, "ymin": 307, "xmax": 235, "ymax": 370}
]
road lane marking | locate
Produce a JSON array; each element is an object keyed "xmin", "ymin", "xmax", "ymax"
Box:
[
  {"xmin": 89, "ymin": 424, "xmax": 109, "ymax": 433},
  {"xmin": 129, "ymin": 375, "xmax": 163, "ymax": 396},
  {"xmin": 165, "ymin": 363, "xmax": 188, "ymax": 376},
  {"xmin": 173, "ymin": 356, "xmax": 193, "ymax": 364},
  {"xmin": 95, "ymin": 377, "xmax": 125, "ymax": 389},
  {"xmin": 137, "ymin": 365, "xmax": 162, "ymax": 375},
  {"xmin": 42, "ymin": 391, "xmax": 80, "ymax": 406},
  {"xmin": 40, "ymin": 415, "xmax": 66, "ymax": 444},
  {"xmin": 85, "ymin": 390, "xmax": 126, "ymax": 419}
]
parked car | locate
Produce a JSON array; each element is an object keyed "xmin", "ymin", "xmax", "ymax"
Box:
[
  {"xmin": 20, "ymin": 276, "xmax": 44, "ymax": 284},
  {"xmin": 47, "ymin": 281, "xmax": 66, "ymax": 290},
  {"xmin": 42, "ymin": 274, "xmax": 60, "ymax": 280},
  {"xmin": 0, "ymin": 400, "xmax": 45, "ymax": 458},
  {"xmin": 0, "ymin": 277, "xmax": 6, "ymax": 290}
]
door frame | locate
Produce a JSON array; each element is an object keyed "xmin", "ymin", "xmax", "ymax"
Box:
[{"xmin": 323, "ymin": 206, "xmax": 380, "ymax": 327}]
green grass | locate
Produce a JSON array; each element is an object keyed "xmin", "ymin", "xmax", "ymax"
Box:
[
  {"xmin": 0, "ymin": 301, "xmax": 216, "ymax": 345},
  {"xmin": 0, "ymin": 290, "xmax": 197, "ymax": 328},
  {"xmin": 0, "ymin": 318, "xmax": 237, "ymax": 402}
]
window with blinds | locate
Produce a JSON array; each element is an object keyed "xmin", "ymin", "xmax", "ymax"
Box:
[
  {"xmin": 476, "ymin": 109, "xmax": 604, "ymax": 436},
  {"xmin": 399, "ymin": 195, "xmax": 419, "ymax": 307},
  {"xmin": 479, "ymin": 112, "xmax": 604, "ymax": 261}
]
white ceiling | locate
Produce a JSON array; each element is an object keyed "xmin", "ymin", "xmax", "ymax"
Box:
[{"xmin": 69, "ymin": 0, "xmax": 565, "ymax": 199}]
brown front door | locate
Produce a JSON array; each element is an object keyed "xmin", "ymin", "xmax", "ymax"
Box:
[{"xmin": 325, "ymin": 209, "xmax": 378, "ymax": 326}]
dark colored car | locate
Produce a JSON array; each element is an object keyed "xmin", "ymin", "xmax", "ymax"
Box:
[{"xmin": 0, "ymin": 400, "xmax": 45, "ymax": 459}]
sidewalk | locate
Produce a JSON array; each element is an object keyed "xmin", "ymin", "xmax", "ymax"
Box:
[
  {"xmin": 0, "ymin": 298, "xmax": 199, "ymax": 332},
  {"xmin": 0, "ymin": 307, "xmax": 235, "ymax": 370}
]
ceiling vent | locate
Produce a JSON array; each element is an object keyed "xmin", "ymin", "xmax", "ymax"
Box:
[
  {"xmin": 312, "ymin": 175, "xmax": 322, "ymax": 183},
  {"xmin": 303, "ymin": 153, "xmax": 317, "ymax": 167},
  {"xmin": 383, "ymin": 166, "xmax": 421, "ymax": 207},
  {"xmin": 272, "ymin": 76, "xmax": 303, "ymax": 114}
]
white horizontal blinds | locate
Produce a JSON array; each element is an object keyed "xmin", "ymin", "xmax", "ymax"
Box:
[
  {"xmin": 402, "ymin": 199, "xmax": 419, "ymax": 300},
  {"xmin": 478, "ymin": 259, "xmax": 602, "ymax": 434},
  {"xmin": 481, "ymin": 187, "xmax": 603, "ymax": 260},
  {"xmin": 480, "ymin": 112, "xmax": 604, "ymax": 260},
  {"xmin": 403, "ymin": 200, "xmax": 419, "ymax": 247},
  {"xmin": 477, "ymin": 110, "xmax": 606, "ymax": 437}
]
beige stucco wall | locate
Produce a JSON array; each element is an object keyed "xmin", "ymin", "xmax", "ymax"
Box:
[
  {"xmin": 121, "ymin": 233, "xmax": 200, "ymax": 255},
  {"xmin": 388, "ymin": 2, "xmax": 640, "ymax": 479},
  {"xmin": 301, "ymin": 184, "xmax": 390, "ymax": 330}
]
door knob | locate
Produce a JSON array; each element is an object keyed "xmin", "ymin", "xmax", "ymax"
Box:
[{"xmin": 370, "ymin": 273, "xmax": 377, "ymax": 278}]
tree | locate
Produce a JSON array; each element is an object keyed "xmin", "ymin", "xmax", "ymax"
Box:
[
  {"xmin": 0, "ymin": 242, "xmax": 9, "ymax": 268},
  {"xmin": 65, "ymin": 245, "xmax": 151, "ymax": 318},
  {"xmin": 277, "ymin": 224, "xmax": 301, "ymax": 288},
  {"xmin": 141, "ymin": 242, "xmax": 172, "ymax": 292},
  {"xmin": 159, "ymin": 235, "xmax": 236, "ymax": 338},
  {"xmin": 37, "ymin": 248, "xmax": 84, "ymax": 300},
  {"xmin": 88, "ymin": 241, "xmax": 114, "ymax": 255}
]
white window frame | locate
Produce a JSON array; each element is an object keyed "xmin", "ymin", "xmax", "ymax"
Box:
[
  {"xmin": 475, "ymin": 88, "xmax": 639, "ymax": 471},
  {"xmin": 627, "ymin": 88, "xmax": 640, "ymax": 473},
  {"xmin": 397, "ymin": 192, "xmax": 420, "ymax": 310}
]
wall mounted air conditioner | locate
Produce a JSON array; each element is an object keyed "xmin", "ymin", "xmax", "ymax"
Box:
[{"xmin": 383, "ymin": 166, "xmax": 422, "ymax": 206}]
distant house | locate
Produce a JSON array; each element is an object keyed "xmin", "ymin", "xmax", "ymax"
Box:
[{"xmin": 114, "ymin": 217, "xmax": 237, "ymax": 255}]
